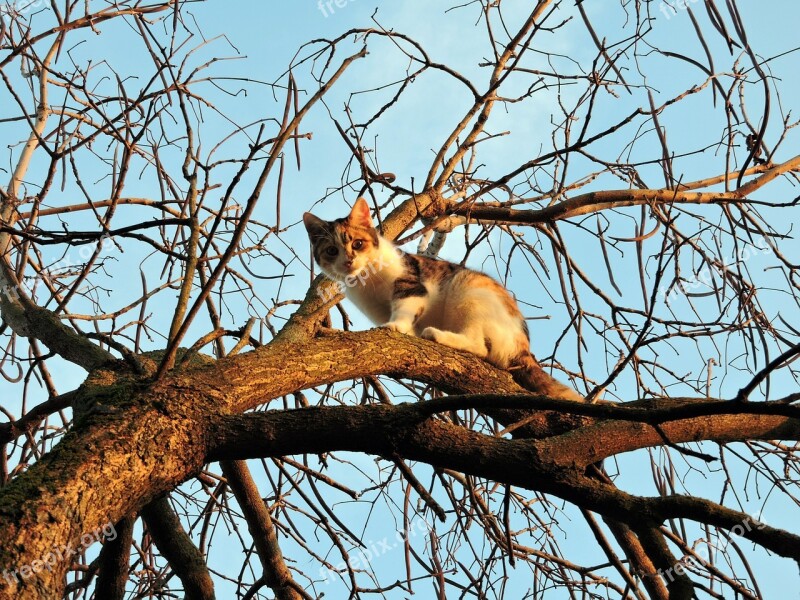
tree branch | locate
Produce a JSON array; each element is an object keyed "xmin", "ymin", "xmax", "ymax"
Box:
[
  {"xmin": 208, "ymin": 405, "xmax": 800, "ymax": 565},
  {"xmin": 94, "ymin": 516, "xmax": 135, "ymax": 600},
  {"xmin": 220, "ymin": 460, "xmax": 306, "ymax": 600},
  {"xmin": 140, "ymin": 496, "xmax": 216, "ymax": 600}
]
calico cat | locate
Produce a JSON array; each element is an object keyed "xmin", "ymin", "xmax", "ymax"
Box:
[{"xmin": 303, "ymin": 198, "xmax": 583, "ymax": 401}]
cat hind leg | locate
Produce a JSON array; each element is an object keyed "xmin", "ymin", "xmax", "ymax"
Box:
[{"xmin": 420, "ymin": 327, "xmax": 489, "ymax": 359}]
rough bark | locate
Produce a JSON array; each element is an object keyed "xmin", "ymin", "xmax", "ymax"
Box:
[
  {"xmin": 220, "ymin": 460, "xmax": 302, "ymax": 600},
  {"xmin": 94, "ymin": 516, "xmax": 135, "ymax": 600},
  {"xmin": 141, "ymin": 497, "xmax": 216, "ymax": 600},
  {"xmin": 1, "ymin": 328, "xmax": 797, "ymax": 598},
  {"xmin": 1, "ymin": 2, "xmax": 798, "ymax": 597}
]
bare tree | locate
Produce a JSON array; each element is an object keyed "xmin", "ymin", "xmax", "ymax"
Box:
[{"xmin": 1, "ymin": 1, "xmax": 799, "ymax": 599}]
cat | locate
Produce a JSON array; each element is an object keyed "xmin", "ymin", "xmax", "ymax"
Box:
[{"xmin": 303, "ymin": 198, "xmax": 584, "ymax": 402}]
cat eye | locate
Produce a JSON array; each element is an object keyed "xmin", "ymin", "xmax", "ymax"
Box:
[
  {"xmin": 324, "ymin": 247, "xmax": 338, "ymax": 257},
  {"xmin": 352, "ymin": 240, "xmax": 364, "ymax": 250}
]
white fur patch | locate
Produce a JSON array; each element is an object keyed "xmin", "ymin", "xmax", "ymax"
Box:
[{"xmin": 329, "ymin": 234, "xmax": 528, "ymax": 369}]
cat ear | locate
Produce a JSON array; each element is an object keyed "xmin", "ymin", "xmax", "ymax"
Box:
[
  {"xmin": 302, "ymin": 212, "xmax": 326, "ymax": 237},
  {"xmin": 348, "ymin": 198, "xmax": 373, "ymax": 229}
]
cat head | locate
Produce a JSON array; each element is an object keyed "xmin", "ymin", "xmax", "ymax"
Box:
[{"xmin": 302, "ymin": 198, "xmax": 381, "ymax": 280}]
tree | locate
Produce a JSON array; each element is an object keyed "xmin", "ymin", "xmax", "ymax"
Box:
[{"xmin": 0, "ymin": 1, "xmax": 798, "ymax": 598}]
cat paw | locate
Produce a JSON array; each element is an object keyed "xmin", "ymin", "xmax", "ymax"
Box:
[
  {"xmin": 382, "ymin": 321, "xmax": 413, "ymax": 335},
  {"xmin": 420, "ymin": 327, "xmax": 442, "ymax": 342}
]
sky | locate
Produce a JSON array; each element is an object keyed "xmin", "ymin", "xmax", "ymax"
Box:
[{"xmin": 1, "ymin": 0, "xmax": 799, "ymax": 598}]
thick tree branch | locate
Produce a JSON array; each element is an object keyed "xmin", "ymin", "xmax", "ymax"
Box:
[
  {"xmin": 2, "ymin": 2, "xmax": 798, "ymax": 598},
  {"xmin": 1, "ymin": 324, "xmax": 796, "ymax": 594},
  {"xmin": 220, "ymin": 460, "xmax": 305, "ymax": 600},
  {"xmin": 0, "ymin": 281, "xmax": 114, "ymax": 371},
  {"xmin": 633, "ymin": 525, "xmax": 696, "ymax": 600},
  {"xmin": 0, "ymin": 327, "xmax": 796, "ymax": 597},
  {"xmin": 537, "ymin": 407, "xmax": 799, "ymax": 467},
  {"xmin": 209, "ymin": 329, "xmax": 529, "ymax": 414},
  {"xmin": 94, "ymin": 516, "xmax": 135, "ymax": 600},
  {"xmin": 140, "ymin": 496, "xmax": 216, "ymax": 600},
  {"xmin": 208, "ymin": 405, "xmax": 800, "ymax": 565},
  {"xmin": 453, "ymin": 153, "xmax": 800, "ymax": 225},
  {"xmin": 0, "ymin": 390, "xmax": 76, "ymax": 445}
]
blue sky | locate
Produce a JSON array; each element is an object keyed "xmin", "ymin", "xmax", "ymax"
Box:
[
  {"xmin": 2, "ymin": 0, "xmax": 799, "ymax": 597},
  {"xmin": 174, "ymin": 2, "xmax": 800, "ymax": 596}
]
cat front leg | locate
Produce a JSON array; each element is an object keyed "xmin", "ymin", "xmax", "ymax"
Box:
[{"xmin": 382, "ymin": 296, "xmax": 427, "ymax": 335}]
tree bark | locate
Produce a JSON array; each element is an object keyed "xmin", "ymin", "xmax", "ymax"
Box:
[{"xmin": 1, "ymin": 328, "xmax": 798, "ymax": 598}]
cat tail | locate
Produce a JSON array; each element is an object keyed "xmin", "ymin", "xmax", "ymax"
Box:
[{"xmin": 509, "ymin": 351, "xmax": 585, "ymax": 402}]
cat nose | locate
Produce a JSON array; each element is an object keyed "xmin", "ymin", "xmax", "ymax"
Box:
[{"xmin": 344, "ymin": 259, "xmax": 353, "ymax": 269}]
